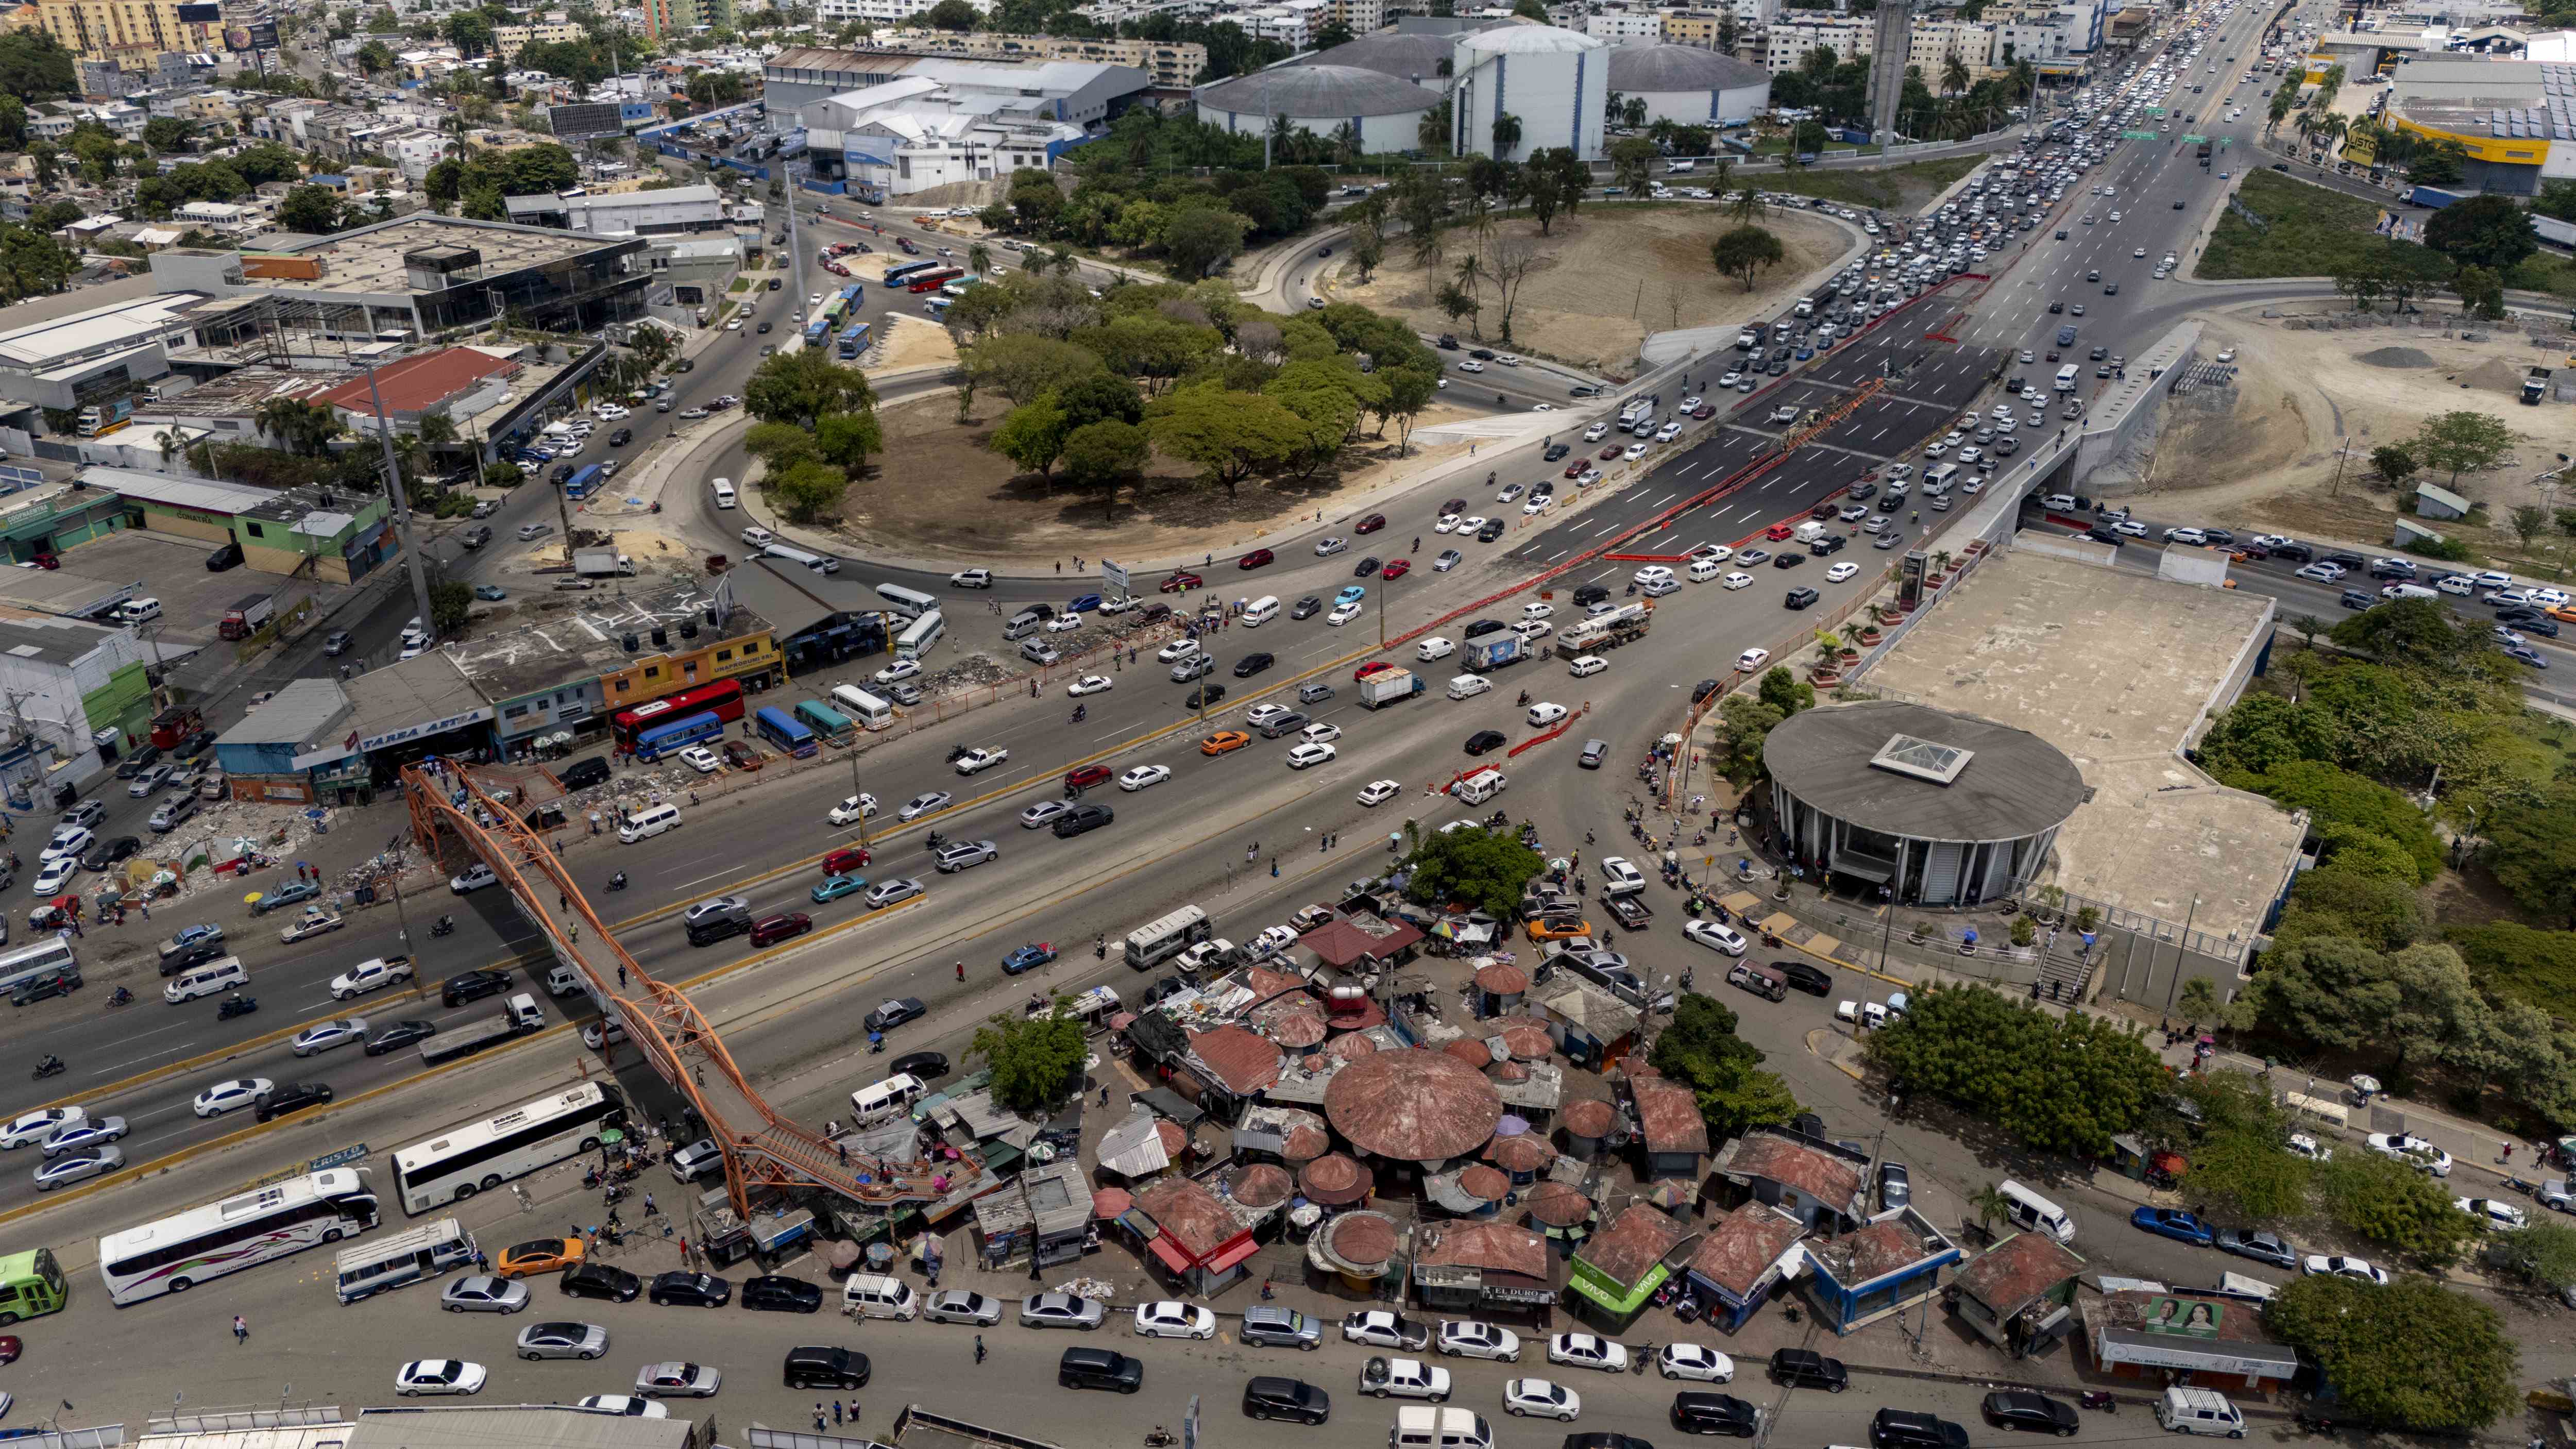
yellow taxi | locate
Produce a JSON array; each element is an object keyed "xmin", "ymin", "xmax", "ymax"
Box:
[{"xmin": 1526, "ymin": 915, "xmax": 1592, "ymax": 943}]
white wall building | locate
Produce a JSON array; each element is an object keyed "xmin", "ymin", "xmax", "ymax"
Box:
[
  {"xmin": 1763, "ymin": 15, "xmax": 1872, "ymax": 70},
  {"xmin": 810, "ymin": 0, "xmax": 994, "ymax": 26},
  {"xmin": 1451, "ymin": 24, "xmax": 1608, "ymax": 161},
  {"xmin": 799, "ymin": 62, "xmax": 1135, "ymax": 198},
  {"xmin": 1585, "ymin": 5, "xmax": 1664, "ymax": 46},
  {"xmin": 1606, "ymin": 42, "xmax": 1772, "ymax": 124}
]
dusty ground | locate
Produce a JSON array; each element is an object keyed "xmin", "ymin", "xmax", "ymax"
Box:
[
  {"xmin": 2132, "ymin": 306, "xmax": 2576, "ymax": 569},
  {"xmin": 832, "ymin": 394, "xmax": 1482, "ymax": 563},
  {"xmin": 1327, "ymin": 207, "xmax": 1850, "ymax": 373},
  {"xmin": 872, "ymin": 312, "xmax": 958, "ymax": 373}
]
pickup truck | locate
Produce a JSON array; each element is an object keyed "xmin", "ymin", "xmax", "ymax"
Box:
[
  {"xmin": 250, "ymin": 878, "xmax": 321, "ymax": 915},
  {"xmin": 330, "ymin": 954, "xmax": 416, "ymax": 1000},
  {"xmin": 279, "ymin": 905, "xmax": 345, "ymax": 944},
  {"xmin": 156, "ymin": 923, "xmax": 225, "ymax": 967},
  {"xmin": 1361, "ymin": 1358, "xmax": 1453, "ymax": 1402},
  {"xmin": 953, "ymin": 746, "xmax": 1009, "ymax": 776},
  {"xmin": 1605, "ymin": 895, "xmax": 1654, "ymax": 932}
]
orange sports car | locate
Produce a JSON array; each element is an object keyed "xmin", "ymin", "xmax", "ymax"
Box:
[
  {"xmin": 1199, "ymin": 731, "xmax": 1251, "ymax": 756},
  {"xmin": 1526, "ymin": 916, "xmax": 1592, "ymax": 943}
]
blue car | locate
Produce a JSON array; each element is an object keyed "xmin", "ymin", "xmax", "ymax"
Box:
[
  {"xmin": 249, "ymin": 878, "xmax": 321, "ymax": 915},
  {"xmin": 1067, "ymin": 593, "xmax": 1103, "ymax": 613},
  {"xmin": 1001, "ymin": 941, "xmax": 1059, "ymax": 975},
  {"xmin": 2506, "ymin": 645, "xmax": 2548, "ymax": 669},
  {"xmin": 811, "ymin": 873, "xmax": 869, "ymax": 904},
  {"xmin": 1335, "ymin": 584, "xmax": 1368, "ymax": 606},
  {"xmin": 2130, "ymin": 1207, "xmax": 2214, "ymax": 1248}
]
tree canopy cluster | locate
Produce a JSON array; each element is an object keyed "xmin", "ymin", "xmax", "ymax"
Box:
[
  {"xmin": 981, "ymin": 140, "xmax": 1335, "ymax": 281},
  {"xmin": 942, "ymin": 268, "xmax": 1440, "ymax": 516},
  {"xmin": 1864, "ymin": 983, "xmax": 2167, "ymax": 1158},
  {"xmin": 740, "ymin": 350, "xmax": 883, "ymax": 524},
  {"xmin": 2196, "ymin": 613, "xmax": 2576, "ymax": 1123},
  {"xmin": 2265, "ymin": 1274, "xmax": 2518, "ymax": 1431},
  {"xmin": 424, "ymin": 144, "xmax": 582, "ymax": 222},
  {"xmin": 1400, "ymin": 821, "xmax": 1545, "ymax": 918},
  {"xmin": 1650, "ymin": 993, "xmax": 1801, "ymax": 1141}
]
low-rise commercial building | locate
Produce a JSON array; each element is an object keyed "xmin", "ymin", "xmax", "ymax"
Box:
[
  {"xmin": 502, "ymin": 183, "xmax": 732, "ymax": 238},
  {"xmin": 448, "ymin": 582, "xmax": 782, "ymax": 760},
  {"xmin": 875, "ymin": 29, "xmax": 1211, "ymax": 87},
  {"xmin": 83, "ymin": 467, "xmax": 399, "ymax": 584}
]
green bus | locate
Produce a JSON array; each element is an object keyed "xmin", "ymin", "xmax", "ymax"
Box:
[{"xmin": 0, "ymin": 1248, "xmax": 66, "ymax": 1324}]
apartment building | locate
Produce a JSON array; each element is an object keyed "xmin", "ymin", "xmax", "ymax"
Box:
[
  {"xmin": 878, "ymin": 28, "xmax": 1210, "ymax": 85},
  {"xmin": 640, "ymin": 0, "xmax": 735, "ymax": 41},
  {"xmin": 1331, "ymin": 0, "xmax": 1384, "ymax": 36},
  {"xmin": 1586, "ymin": 4, "xmax": 1662, "ymax": 45},
  {"xmin": 1760, "ymin": 12, "xmax": 2003, "ymax": 74},
  {"xmin": 809, "ymin": 0, "xmax": 991, "ymax": 26},
  {"xmin": 32, "ymin": 0, "xmax": 222, "ymax": 63},
  {"xmin": 491, "ymin": 19, "xmax": 581, "ymax": 57},
  {"xmin": 1762, "ymin": 14, "xmax": 1870, "ymax": 68}
]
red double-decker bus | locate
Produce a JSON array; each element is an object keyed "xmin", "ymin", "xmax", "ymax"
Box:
[
  {"xmin": 906, "ymin": 267, "xmax": 964, "ymax": 293},
  {"xmin": 611, "ymin": 679, "xmax": 746, "ymax": 751}
]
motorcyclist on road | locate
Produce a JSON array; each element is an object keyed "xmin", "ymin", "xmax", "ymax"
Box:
[{"xmin": 36, "ymin": 1054, "xmax": 60, "ymax": 1073}]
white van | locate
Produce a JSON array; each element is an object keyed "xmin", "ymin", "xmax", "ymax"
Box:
[
  {"xmin": 711, "ymin": 478, "xmax": 738, "ymax": 509},
  {"xmin": 2155, "ymin": 1388, "xmax": 2244, "ymax": 1438},
  {"xmin": 1688, "ymin": 558, "xmax": 1724, "ymax": 583},
  {"xmin": 2381, "ymin": 582, "xmax": 2437, "ymax": 602},
  {"xmin": 1451, "ymin": 767, "xmax": 1506, "ymax": 804},
  {"xmin": 1242, "ymin": 595, "xmax": 1281, "ymax": 626},
  {"xmin": 849, "ymin": 1071, "xmax": 926, "ymax": 1125},
  {"xmin": 618, "ymin": 802, "xmax": 683, "ymax": 844},
  {"xmin": 830, "ymin": 684, "xmax": 896, "ymax": 731},
  {"xmin": 839, "ymin": 1272, "xmax": 920, "ymax": 1320},
  {"xmin": 1996, "ymin": 1178, "xmax": 2075, "ymax": 1242},
  {"xmin": 118, "ymin": 597, "xmax": 163, "ymax": 626},
  {"xmin": 1392, "ymin": 1407, "xmax": 1493, "ymax": 1449},
  {"xmin": 165, "ymin": 954, "xmax": 248, "ymax": 1004},
  {"xmin": 1921, "ymin": 463, "xmax": 1960, "ymax": 496},
  {"xmin": 544, "ymin": 964, "xmax": 586, "ymax": 998}
]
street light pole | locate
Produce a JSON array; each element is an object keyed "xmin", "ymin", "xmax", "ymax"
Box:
[{"xmin": 848, "ymin": 751, "xmax": 871, "ymax": 850}]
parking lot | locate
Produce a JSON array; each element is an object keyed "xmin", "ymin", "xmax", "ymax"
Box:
[{"xmin": 64, "ymin": 529, "xmax": 355, "ymax": 650}]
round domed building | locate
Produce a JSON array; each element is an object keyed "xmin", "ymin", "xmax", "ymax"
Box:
[
  {"xmin": 1761, "ymin": 699, "xmax": 2084, "ymax": 908},
  {"xmin": 1295, "ymin": 30, "xmax": 1456, "ymax": 93},
  {"xmin": 1603, "ymin": 44, "xmax": 1772, "ymax": 129},
  {"xmin": 1193, "ymin": 64, "xmax": 1445, "ymax": 156}
]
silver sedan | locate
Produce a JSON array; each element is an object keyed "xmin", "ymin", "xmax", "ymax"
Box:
[
  {"xmin": 924, "ymin": 1289, "xmax": 1007, "ymax": 1325},
  {"xmin": 516, "ymin": 1321, "xmax": 610, "ymax": 1360}
]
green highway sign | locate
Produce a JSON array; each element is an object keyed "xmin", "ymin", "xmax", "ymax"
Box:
[
  {"xmin": 2180, "ymin": 133, "xmax": 2208, "ymax": 143},
  {"xmin": 2121, "ymin": 129, "xmax": 2160, "ymax": 139}
]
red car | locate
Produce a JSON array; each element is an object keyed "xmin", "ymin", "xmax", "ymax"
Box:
[
  {"xmin": 1563, "ymin": 461, "xmax": 1587, "ymax": 479},
  {"xmin": 1066, "ymin": 764, "xmax": 1113, "ymax": 790},
  {"xmin": 1765, "ymin": 523, "xmax": 1796, "ymax": 542},
  {"xmin": 1355, "ymin": 661, "xmax": 1397, "ymax": 682},
  {"xmin": 750, "ymin": 912, "xmax": 812, "ymax": 947},
  {"xmin": 1439, "ymin": 497, "xmax": 1467, "ymax": 516},
  {"xmin": 1159, "ymin": 571, "xmax": 1203, "ymax": 593},
  {"xmin": 1598, "ymin": 445, "xmax": 1623, "ymax": 460},
  {"xmin": 0, "ymin": 1335, "xmax": 18, "ymax": 1365},
  {"xmin": 1353, "ymin": 513, "xmax": 1387, "ymax": 534},
  {"xmin": 822, "ymin": 847, "xmax": 872, "ymax": 877},
  {"xmin": 1238, "ymin": 548, "xmax": 1274, "ymax": 569},
  {"xmin": 1381, "ymin": 559, "xmax": 1411, "ymax": 580},
  {"xmin": 1692, "ymin": 403, "xmax": 1716, "ymax": 419}
]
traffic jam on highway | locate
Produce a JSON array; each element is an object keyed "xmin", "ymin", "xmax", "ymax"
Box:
[{"xmin": 0, "ymin": 2, "xmax": 2387, "ymax": 1434}]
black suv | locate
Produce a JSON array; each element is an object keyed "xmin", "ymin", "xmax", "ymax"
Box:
[
  {"xmin": 1463, "ymin": 619, "xmax": 1507, "ymax": 638},
  {"xmin": 1872, "ymin": 1409, "xmax": 1970, "ymax": 1449},
  {"xmin": 1572, "ymin": 584, "xmax": 1611, "ymax": 606},
  {"xmin": 1058, "ymin": 1347, "xmax": 1143, "ymax": 1393},
  {"xmin": 1242, "ymin": 1376, "xmax": 1330, "ymax": 1424},
  {"xmin": 744, "ymin": 1275, "xmax": 824, "ymax": 1313},
  {"xmin": 1053, "ymin": 803, "xmax": 1115, "ymax": 838},
  {"xmin": 1808, "ymin": 534, "xmax": 1845, "ymax": 557},
  {"xmin": 562, "ymin": 1263, "xmax": 642, "ymax": 1302},
  {"xmin": 255, "ymin": 1082, "xmax": 334, "ymax": 1122},
  {"xmin": 1981, "ymin": 1392, "xmax": 2078, "ymax": 1436},
  {"xmin": 1769, "ymin": 1347, "xmax": 1849, "ymax": 1392},
  {"xmin": 442, "ymin": 968, "xmax": 513, "ymax": 1007},
  {"xmin": 785, "ymin": 1346, "xmax": 871, "ymax": 1390},
  {"xmin": 608, "ymin": 428, "xmax": 634, "ymax": 447},
  {"xmin": 1673, "ymin": 1393, "xmax": 1762, "ymax": 1438}
]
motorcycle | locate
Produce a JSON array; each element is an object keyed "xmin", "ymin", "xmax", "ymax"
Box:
[
  {"xmin": 2292, "ymin": 1412, "xmax": 2334, "ymax": 1434},
  {"xmin": 105, "ymin": 986, "xmax": 132, "ymax": 1010},
  {"xmin": 30, "ymin": 1056, "xmax": 63, "ymax": 1081},
  {"xmin": 1070, "ymin": 705, "xmax": 1087, "ymax": 724},
  {"xmin": 606, "ymin": 873, "xmax": 629, "ymax": 892},
  {"xmin": 2079, "ymin": 1393, "xmax": 2116, "ymax": 1414},
  {"xmin": 945, "ymin": 744, "xmax": 972, "ymax": 763},
  {"xmin": 431, "ymin": 915, "xmax": 455, "ymax": 938},
  {"xmin": 218, "ymin": 995, "xmax": 259, "ymax": 1020},
  {"xmin": 925, "ymin": 831, "xmax": 947, "ymax": 852},
  {"xmin": 1145, "ymin": 1431, "xmax": 1177, "ymax": 1448}
]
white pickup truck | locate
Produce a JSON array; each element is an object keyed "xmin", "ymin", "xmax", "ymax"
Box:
[{"xmin": 1361, "ymin": 1358, "xmax": 1452, "ymax": 1402}]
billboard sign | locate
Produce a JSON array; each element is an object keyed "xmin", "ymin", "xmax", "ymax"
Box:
[
  {"xmin": 224, "ymin": 19, "xmax": 277, "ymax": 49},
  {"xmin": 175, "ymin": 2, "xmax": 221, "ymax": 22},
  {"xmin": 548, "ymin": 102, "xmax": 626, "ymax": 141}
]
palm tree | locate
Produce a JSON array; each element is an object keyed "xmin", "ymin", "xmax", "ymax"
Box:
[
  {"xmin": 1709, "ymin": 157, "xmax": 1733, "ymax": 204},
  {"xmin": 1967, "ymin": 1182, "xmax": 2014, "ymax": 1240},
  {"xmin": 1452, "ymin": 254, "xmax": 1486, "ymax": 336},
  {"xmin": 1941, "ymin": 51, "xmax": 1971, "ymax": 98},
  {"xmin": 155, "ymin": 428, "xmax": 188, "ymax": 476},
  {"xmin": 1490, "ymin": 112, "xmax": 1521, "ymax": 157},
  {"xmin": 1046, "ymin": 246, "xmax": 1078, "ymax": 277},
  {"xmin": 1418, "ymin": 101, "xmax": 1451, "ymax": 155},
  {"xmin": 1330, "ymin": 122, "xmax": 1359, "ymax": 165},
  {"xmin": 1728, "ymin": 185, "xmax": 1763, "ymax": 224},
  {"xmin": 965, "ymin": 241, "xmax": 991, "ymax": 278}
]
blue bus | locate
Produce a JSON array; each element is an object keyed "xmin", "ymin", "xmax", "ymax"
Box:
[
  {"xmin": 839, "ymin": 282, "xmax": 865, "ymax": 308},
  {"xmin": 634, "ymin": 710, "xmax": 723, "ymax": 761},
  {"xmin": 803, "ymin": 317, "xmax": 831, "ymax": 348},
  {"xmin": 883, "ymin": 259, "xmax": 938, "ymax": 287},
  {"xmin": 837, "ymin": 321, "xmax": 872, "ymax": 359},
  {"xmin": 563, "ymin": 464, "xmax": 604, "ymax": 499},
  {"xmin": 753, "ymin": 704, "xmax": 818, "ymax": 759}
]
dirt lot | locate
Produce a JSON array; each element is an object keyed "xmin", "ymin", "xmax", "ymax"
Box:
[
  {"xmin": 831, "ymin": 394, "xmax": 1485, "ymax": 564},
  {"xmin": 1328, "ymin": 206, "xmax": 1850, "ymax": 373},
  {"xmin": 2135, "ymin": 306, "xmax": 2576, "ymax": 567},
  {"xmin": 873, "ymin": 312, "xmax": 958, "ymax": 373}
]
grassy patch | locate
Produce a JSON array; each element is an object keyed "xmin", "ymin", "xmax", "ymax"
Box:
[
  {"xmin": 2509, "ymin": 250, "xmax": 2576, "ymax": 300},
  {"xmin": 2197, "ymin": 169, "xmax": 2444, "ymax": 280},
  {"xmin": 1762, "ymin": 156, "xmax": 1981, "ymax": 212}
]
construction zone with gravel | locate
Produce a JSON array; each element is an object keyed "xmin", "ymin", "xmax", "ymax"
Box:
[{"xmin": 2113, "ymin": 301, "xmax": 2576, "ymax": 571}]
